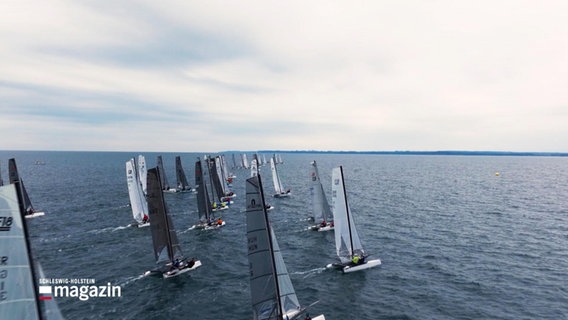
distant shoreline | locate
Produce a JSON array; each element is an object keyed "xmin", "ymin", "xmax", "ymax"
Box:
[
  {"xmin": 254, "ymin": 150, "xmax": 568, "ymax": 157},
  {"xmin": 1, "ymin": 150, "xmax": 567, "ymax": 157}
]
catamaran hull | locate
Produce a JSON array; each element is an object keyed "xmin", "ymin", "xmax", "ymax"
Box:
[
  {"xmin": 326, "ymin": 259, "xmax": 382, "ymax": 273},
  {"xmin": 192, "ymin": 221, "xmax": 226, "ymax": 230},
  {"xmin": 132, "ymin": 222, "xmax": 150, "ymax": 228},
  {"xmin": 273, "ymin": 191, "xmax": 291, "ymax": 198},
  {"xmin": 25, "ymin": 211, "xmax": 45, "ymax": 218},
  {"xmin": 145, "ymin": 260, "xmax": 202, "ymax": 279},
  {"xmin": 164, "ymin": 188, "xmax": 179, "ymax": 193},
  {"xmin": 309, "ymin": 224, "xmax": 334, "ymax": 232},
  {"xmin": 311, "ymin": 315, "xmax": 326, "ymax": 320}
]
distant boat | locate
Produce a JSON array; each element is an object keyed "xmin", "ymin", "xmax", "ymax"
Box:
[
  {"xmin": 326, "ymin": 166, "xmax": 381, "ymax": 273},
  {"xmin": 138, "ymin": 155, "xmax": 148, "ymax": 195},
  {"xmin": 204, "ymin": 156, "xmax": 230, "ymax": 211},
  {"xmin": 175, "ymin": 156, "xmax": 195, "ymax": 193},
  {"xmin": 308, "ymin": 161, "xmax": 334, "ymax": 232},
  {"xmin": 245, "ymin": 174, "xmax": 325, "ymax": 320},
  {"xmin": 192, "ymin": 158, "xmax": 225, "ymax": 230},
  {"xmin": 126, "ymin": 158, "xmax": 149, "ymax": 228},
  {"xmin": 156, "ymin": 156, "xmax": 178, "ymax": 193},
  {"xmin": 250, "ymin": 155, "xmax": 273, "ymax": 211},
  {"xmin": 8, "ymin": 158, "xmax": 45, "ymax": 218},
  {"xmin": 0, "ymin": 182, "xmax": 65, "ymax": 319},
  {"xmin": 144, "ymin": 167, "xmax": 201, "ymax": 278},
  {"xmin": 270, "ymin": 156, "xmax": 290, "ymax": 198},
  {"xmin": 212, "ymin": 156, "xmax": 236, "ymax": 202},
  {"xmin": 241, "ymin": 153, "xmax": 249, "ymax": 169}
]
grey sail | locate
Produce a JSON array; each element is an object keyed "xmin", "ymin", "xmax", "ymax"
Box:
[
  {"xmin": 156, "ymin": 156, "xmax": 170, "ymax": 190},
  {"xmin": 8, "ymin": 158, "xmax": 35, "ymax": 215},
  {"xmin": 147, "ymin": 167, "xmax": 183, "ymax": 265},
  {"xmin": 310, "ymin": 161, "xmax": 333, "ymax": 223},
  {"xmin": 209, "ymin": 157, "xmax": 225, "ymax": 201},
  {"xmin": 0, "ymin": 160, "xmax": 4, "ymax": 186},
  {"xmin": 195, "ymin": 158, "xmax": 212, "ymax": 222},
  {"xmin": 0, "ymin": 182, "xmax": 42, "ymax": 319},
  {"xmin": 175, "ymin": 156, "xmax": 190, "ymax": 190},
  {"xmin": 246, "ymin": 175, "xmax": 302, "ymax": 320}
]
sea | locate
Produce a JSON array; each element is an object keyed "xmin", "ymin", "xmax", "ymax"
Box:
[{"xmin": 1, "ymin": 151, "xmax": 567, "ymax": 320}]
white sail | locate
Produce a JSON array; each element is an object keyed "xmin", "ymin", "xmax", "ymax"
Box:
[
  {"xmin": 270, "ymin": 157, "xmax": 284, "ymax": 194},
  {"xmin": 242, "ymin": 154, "xmax": 249, "ymax": 169},
  {"xmin": 246, "ymin": 175, "xmax": 307, "ymax": 320},
  {"xmin": 310, "ymin": 161, "xmax": 333, "ymax": 223},
  {"xmin": 126, "ymin": 159, "xmax": 148, "ymax": 224},
  {"xmin": 250, "ymin": 159, "xmax": 258, "ymax": 177},
  {"xmin": 331, "ymin": 166, "xmax": 365, "ymax": 264},
  {"xmin": 0, "ymin": 183, "xmax": 42, "ymax": 319},
  {"xmin": 137, "ymin": 155, "xmax": 147, "ymax": 195}
]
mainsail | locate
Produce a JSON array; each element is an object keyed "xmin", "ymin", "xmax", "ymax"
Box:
[
  {"xmin": 0, "ymin": 183, "xmax": 41, "ymax": 319},
  {"xmin": 246, "ymin": 175, "xmax": 302, "ymax": 320},
  {"xmin": 310, "ymin": 161, "xmax": 333, "ymax": 223},
  {"xmin": 137, "ymin": 155, "xmax": 147, "ymax": 195},
  {"xmin": 331, "ymin": 166, "xmax": 365, "ymax": 264},
  {"xmin": 195, "ymin": 159, "xmax": 212, "ymax": 222},
  {"xmin": 0, "ymin": 160, "xmax": 4, "ymax": 186},
  {"xmin": 156, "ymin": 156, "xmax": 171, "ymax": 191},
  {"xmin": 270, "ymin": 157, "xmax": 284, "ymax": 194},
  {"xmin": 8, "ymin": 158, "xmax": 36, "ymax": 215},
  {"xmin": 175, "ymin": 156, "xmax": 190, "ymax": 190},
  {"xmin": 126, "ymin": 159, "xmax": 148, "ymax": 224},
  {"xmin": 147, "ymin": 168, "xmax": 183, "ymax": 264}
]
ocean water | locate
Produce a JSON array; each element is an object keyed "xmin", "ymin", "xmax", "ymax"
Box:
[{"xmin": 1, "ymin": 151, "xmax": 567, "ymax": 320}]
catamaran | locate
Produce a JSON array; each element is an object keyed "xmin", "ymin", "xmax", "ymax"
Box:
[
  {"xmin": 308, "ymin": 161, "xmax": 334, "ymax": 232},
  {"xmin": 204, "ymin": 156, "xmax": 230, "ymax": 211},
  {"xmin": 144, "ymin": 167, "xmax": 202, "ymax": 278},
  {"xmin": 175, "ymin": 156, "xmax": 195, "ymax": 193},
  {"xmin": 0, "ymin": 182, "xmax": 65, "ymax": 319},
  {"xmin": 8, "ymin": 158, "xmax": 45, "ymax": 218},
  {"xmin": 250, "ymin": 155, "xmax": 273, "ymax": 211},
  {"xmin": 156, "ymin": 156, "xmax": 178, "ymax": 193},
  {"xmin": 246, "ymin": 174, "xmax": 325, "ymax": 320},
  {"xmin": 126, "ymin": 158, "xmax": 149, "ymax": 228},
  {"xmin": 326, "ymin": 166, "xmax": 381, "ymax": 273},
  {"xmin": 270, "ymin": 156, "xmax": 290, "ymax": 198},
  {"xmin": 191, "ymin": 158, "xmax": 225, "ymax": 230}
]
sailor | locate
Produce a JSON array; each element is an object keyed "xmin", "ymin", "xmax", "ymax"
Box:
[
  {"xmin": 188, "ymin": 258, "xmax": 196, "ymax": 268},
  {"xmin": 217, "ymin": 218, "xmax": 223, "ymax": 225},
  {"xmin": 142, "ymin": 214, "xmax": 149, "ymax": 224},
  {"xmin": 212, "ymin": 202, "xmax": 218, "ymax": 210},
  {"xmin": 352, "ymin": 255, "xmax": 360, "ymax": 265},
  {"xmin": 320, "ymin": 220, "xmax": 326, "ymax": 228},
  {"xmin": 304, "ymin": 313, "xmax": 312, "ymax": 320}
]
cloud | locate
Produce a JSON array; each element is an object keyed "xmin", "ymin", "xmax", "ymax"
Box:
[{"xmin": 1, "ymin": 0, "xmax": 567, "ymax": 152}]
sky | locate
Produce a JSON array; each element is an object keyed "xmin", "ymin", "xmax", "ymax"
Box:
[{"xmin": 1, "ymin": 0, "xmax": 567, "ymax": 152}]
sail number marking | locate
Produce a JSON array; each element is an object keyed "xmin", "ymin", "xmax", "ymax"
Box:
[{"xmin": 0, "ymin": 217, "xmax": 12, "ymax": 231}]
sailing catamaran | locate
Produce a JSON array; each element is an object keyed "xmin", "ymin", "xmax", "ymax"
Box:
[
  {"xmin": 327, "ymin": 166, "xmax": 381, "ymax": 273},
  {"xmin": 156, "ymin": 156, "xmax": 178, "ymax": 193},
  {"xmin": 246, "ymin": 174, "xmax": 325, "ymax": 320},
  {"xmin": 144, "ymin": 167, "xmax": 201, "ymax": 278},
  {"xmin": 308, "ymin": 161, "xmax": 334, "ymax": 232},
  {"xmin": 175, "ymin": 156, "xmax": 195, "ymax": 193},
  {"xmin": 126, "ymin": 158, "xmax": 149, "ymax": 228},
  {"xmin": 250, "ymin": 155, "xmax": 273, "ymax": 211},
  {"xmin": 192, "ymin": 158, "xmax": 225, "ymax": 230},
  {"xmin": 8, "ymin": 158, "xmax": 45, "ymax": 218},
  {"xmin": 270, "ymin": 156, "xmax": 290, "ymax": 198},
  {"xmin": 0, "ymin": 182, "xmax": 65, "ymax": 319}
]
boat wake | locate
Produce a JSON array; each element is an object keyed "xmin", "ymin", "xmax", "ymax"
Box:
[
  {"xmin": 291, "ymin": 267, "xmax": 327, "ymax": 279},
  {"xmin": 86, "ymin": 225, "xmax": 130, "ymax": 234},
  {"xmin": 116, "ymin": 274, "xmax": 148, "ymax": 287}
]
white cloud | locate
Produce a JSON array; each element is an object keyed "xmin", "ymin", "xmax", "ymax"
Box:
[{"xmin": 1, "ymin": 0, "xmax": 567, "ymax": 152}]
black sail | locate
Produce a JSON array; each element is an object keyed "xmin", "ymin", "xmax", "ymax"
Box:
[{"xmin": 147, "ymin": 167, "xmax": 183, "ymax": 264}]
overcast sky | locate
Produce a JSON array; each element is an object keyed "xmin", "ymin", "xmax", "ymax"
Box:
[{"xmin": 1, "ymin": 1, "xmax": 566, "ymax": 152}]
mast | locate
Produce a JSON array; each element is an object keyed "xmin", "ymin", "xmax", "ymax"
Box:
[
  {"xmin": 340, "ymin": 166, "xmax": 355, "ymax": 257},
  {"xmin": 15, "ymin": 181, "xmax": 43, "ymax": 319}
]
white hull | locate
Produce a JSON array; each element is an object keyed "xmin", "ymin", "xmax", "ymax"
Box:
[
  {"xmin": 163, "ymin": 188, "xmax": 179, "ymax": 193},
  {"xmin": 326, "ymin": 259, "xmax": 381, "ymax": 273},
  {"xmin": 211, "ymin": 205, "xmax": 229, "ymax": 212},
  {"xmin": 131, "ymin": 222, "xmax": 150, "ymax": 228},
  {"xmin": 192, "ymin": 221, "xmax": 226, "ymax": 230},
  {"xmin": 145, "ymin": 260, "xmax": 202, "ymax": 279},
  {"xmin": 311, "ymin": 315, "xmax": 326, "ymax": 320},
  {"xmin": 163, "ymin": 260, "xmax": 202, "ymax": 278},
  {"xmin": 25, "ymin": 211, "xmax": 45, "ymax": 219},
  {"xmin": 309, "ymin": 224, "xmax": 334, "ymax": 232},
  {"xmin": 266, "ymin": 205, "xmax": 274, "ymax": 211},
  {"xmin": 273, "ymin": 191, "xmax": 291, "ymax": 198}
]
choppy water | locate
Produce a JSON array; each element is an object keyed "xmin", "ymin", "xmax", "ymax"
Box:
[{"xmin": 1, "ymin": 151, "xmax": 567, "ymax": 319}]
